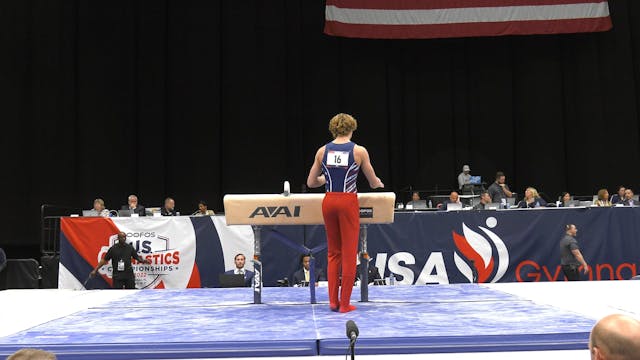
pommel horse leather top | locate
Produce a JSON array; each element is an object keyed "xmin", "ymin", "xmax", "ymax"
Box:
[{"xmin": 223, "ymin": 192, "xmax": 396, "ymax": 226}]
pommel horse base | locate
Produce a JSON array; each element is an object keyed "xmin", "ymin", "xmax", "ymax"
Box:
[{"xmin": 224, "ymin": 192, "xmax": 396, "ymax": 304}]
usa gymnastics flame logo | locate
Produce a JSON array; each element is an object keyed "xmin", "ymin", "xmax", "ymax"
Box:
[{"xmin": 453, "ymin": 218, "xmax": 509, "ymax": 283}]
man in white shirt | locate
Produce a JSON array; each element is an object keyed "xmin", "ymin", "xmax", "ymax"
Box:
[
  {"xmin": 224, "ymin": 253, "xmax": 254, "ymax": 287},
  {"xmin": 457, "ymin": 165, "xmax": 471, "ymax": 190}
]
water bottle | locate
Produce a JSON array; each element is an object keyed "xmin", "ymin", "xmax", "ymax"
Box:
[
  {"xmin": 428, "ymin": 200, "xmax": 433, "ymax": 208},
  {"xmin": 501, "ymin": 198, "xmax": 507, "ymax": 209},
  {"xmin": 389, "ymin": 273, "xmax": 395, "ymax": 285}
]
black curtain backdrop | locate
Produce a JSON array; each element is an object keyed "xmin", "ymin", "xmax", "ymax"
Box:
[{"xmin": 2, "ymin": 1, "xmax": 640, "ymax": 249}]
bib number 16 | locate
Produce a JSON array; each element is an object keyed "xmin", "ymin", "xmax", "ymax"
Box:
[{"xmin": 327, "ymin": 151, "xmax": 349, "ymax": 167}]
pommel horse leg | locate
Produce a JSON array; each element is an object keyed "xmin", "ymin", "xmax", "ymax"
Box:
[
  {"xmin": 252, "ymin": 225, "xmax": 262, "ymax": 304},
  {"xmin": 359, "ymin": 224, "xmax": 369, "ymax": 302}
]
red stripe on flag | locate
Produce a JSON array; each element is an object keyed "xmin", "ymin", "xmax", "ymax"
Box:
[
  {"xmin": 61, "ymin": 217, "xmax": 120, "ymax": 268},
  {"xmin": 326, "ymin": 0, "xmax": 609, "ymax": 10},
  {"xmin": 325, "ymin": 17, "xmax": 612, "ymax": 39},
  {"xmin": 187, "ymin": 263, "xmax": 202, "ymax": 288}
]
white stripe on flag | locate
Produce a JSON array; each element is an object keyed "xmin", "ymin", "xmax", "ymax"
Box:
[{"xmin": 326, "ymin": 2, "xmax": 610, "ymax": 25}]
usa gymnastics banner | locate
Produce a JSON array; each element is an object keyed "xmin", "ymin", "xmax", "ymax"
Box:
[
  {"xmin": 60, "ymin": 207, "xmax": 640, "ymax": 289},
  {"xmin": 59, "ymin": 216, "xmax": 254, "ymax": 289}
]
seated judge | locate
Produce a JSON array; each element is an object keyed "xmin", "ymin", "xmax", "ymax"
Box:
[
  {"xmin": 518, "ymin": 187, "xmax": 547, "ymax": 208},
  {"xmin": 610, "ymin": 186, "xmax": 626, "ymax": 205},
  {"xmin": 161, "ymin": 197, "xmax": 178, "ymax": 216},
  {"xmin": 121, "ymin": 194, "xmax": 146, "ymax": 216},
  {"xmin": 194, "ymin": 200, "xmax": 215, "ymax": 216},
  {"xmin": 622, "ymin": 189, "xmax": 637, "ymax": 206},
  {"xmin": 438, "ymin": 191, "xmax": 462, "ymax": 210},
  {"xmin": 405, "ymin": 192, "xmax": 423, "ymax": 208},
  {"xmin": 356, "ymin": 256, "xmax": 383, "ymax": 284},
  {"xmin": 292, "ymin": 254, "xmax": 326, "ymax": 286},
  {"xmin": 472, "ymin": 191, "xmax": 492, "ymax": 210},
  {"xmin": 594, "ymin": 189, "xmax": 612, "ymax": 207},
  {"xmin": 90, "ymin": 198, "xmax": 110, "ymax": 217},
  {"xmin": 224, "ymin": 253, "xmax": 254, "ymax": 287},
  {"xmin": 559, "ymin": 192, "xmax": 572, "ymax": 206}
]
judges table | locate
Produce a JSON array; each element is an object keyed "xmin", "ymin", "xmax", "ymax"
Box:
[{"xmin": 58, "ymin": 206, "xmax": 640, "ymax": 289}]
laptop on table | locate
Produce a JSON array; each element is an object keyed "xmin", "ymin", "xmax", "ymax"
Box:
[
  {"xmin": 82, "ymin": 210, "xmax": 99, "ymax": 217},
  {"xmin": 218, "ymin": 274, "xmax": 246, "ymax": 288},
  {"xmin": 406, "ymin": 200, "xmax": 427, "ymax": 209}
]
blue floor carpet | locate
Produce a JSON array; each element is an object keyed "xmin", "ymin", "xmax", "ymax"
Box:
[{"xmin": 0, "ymin": 285, "xmax": 595, "ymax": 359}]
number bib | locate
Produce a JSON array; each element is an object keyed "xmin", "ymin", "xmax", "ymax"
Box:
[{"xmin": 327, "ymin": 150, "xmax": 349, "ymax": 167}]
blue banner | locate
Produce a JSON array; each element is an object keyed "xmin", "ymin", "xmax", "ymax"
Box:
[{"xmin": 262, "ymin": 207, "xmax": 640, "ymax": 285}]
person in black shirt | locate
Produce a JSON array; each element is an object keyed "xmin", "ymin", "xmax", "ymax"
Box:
[
  {"xmin": 161, "ymin": 197, "xmax": 178, "ymax": 216},
  {"xmin": 90, "ymin": 232, "xmax": 151, "ymax": 289},
  {"xmin": 559, "ymin": 224, "xmax": 589, "ymax": 281}
]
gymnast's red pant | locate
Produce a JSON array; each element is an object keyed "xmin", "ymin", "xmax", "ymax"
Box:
[{"xmin": 322, "ymin": 192, "xmax": 359, "ymax": 308}]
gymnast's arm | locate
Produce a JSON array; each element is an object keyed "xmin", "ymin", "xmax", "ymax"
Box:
[
  {"xmin": 306, "ymin": 147, "xmax": 326, "ymax": 188},
  {"xmin": 356, "ymin": 145, "xmax": 384, "ymax": 189}
]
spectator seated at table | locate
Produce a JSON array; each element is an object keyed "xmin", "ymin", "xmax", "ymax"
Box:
[
  {"xmin": 292, "ymin": 254, "xmax": 326, "ymax": 286},
  {"xmin": 594, "ymin": 189, "xmax": 612, "ymax": 207},
  {"xmin": 193, "ymin": 200, "xmax": 215, "ymax": 216},
  {"xmin": 610, "ymin": 186, "xmax": 626, "ymax": 205},
  {"xmin": 356, "ymin": 256, "xmax": 383, "ymax": 285},
  {"xmin": 438, "ymin": 191, "xmax": 462, "ymax": 210},
  {"xmin": 122, "ymin": 194, "xmax": 146, "ymax": 216},
  {"xmin": 472, "ymin": 191, "xmax": 492, "ymax": 210},
  {"xmin": 622, "ymin": 189, "xmax": 637, "ymax": 206},
  {"xmin": 517, "ymin": 187, "xmax": 547, "ymax": 208}
]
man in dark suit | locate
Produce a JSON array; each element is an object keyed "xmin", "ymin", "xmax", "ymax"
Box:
[
  {"xmin": 122, "ymin": 194, "xmax": 146, "ymax": 216},
  {"xmin": 622, "ymin": 189, "xmax": 637, "ymax": 206},
  {"xmin": 160, "ymin": 197, "xmax": 178, "ymax": 216},
  {"xmin": 292, "ymin": 254, "xmax": 326, "ymax": 286},
  {"xmin": 224, "ymin": 253, "xmax": 254, "ymax": 287},
  {"xmin": 356, "ymin": 258, "xmax": 383, "ymax": 284}
]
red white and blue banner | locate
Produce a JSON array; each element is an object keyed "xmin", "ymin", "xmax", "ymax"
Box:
[
  {"xmin": 324, "ymin": 0, "xmax": 612, "ymax": 39},
  {"xmin": 60, "ymin": 207, "xmax": 639, "ymax": 289},
  {"xmin": 59, "ymin": 216, "xmax": 254, "ymax": 289}
]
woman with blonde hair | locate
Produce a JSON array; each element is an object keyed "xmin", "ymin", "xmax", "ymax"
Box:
[
  {"xmin": 594, "ymin": 189, "xmax": 612, "ymax": 207},
  {"xmin": 91, "ymin": 198, "xmax": 110, "ymax": 217},
  {"xmin": 307, "ymin": 113, "xmax": 384, "ymax": 313},
  {"xmin": 518, "ymin": 187, "xmax": 547, "ymax": 208}
]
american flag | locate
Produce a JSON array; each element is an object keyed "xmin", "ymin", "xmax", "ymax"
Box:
[{"xmin": 324, "ymin": 0, "xmax": 612, "ymax": 39}]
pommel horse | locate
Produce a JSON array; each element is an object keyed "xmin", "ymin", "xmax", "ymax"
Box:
[{"xmin": 224, "ymin": 192, "xmax": 396, "ymax": 304}]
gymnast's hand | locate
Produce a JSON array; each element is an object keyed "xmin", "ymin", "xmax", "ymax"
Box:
[{"xmin": 370, "ymin": 177, "xmax": 384, "ymax": 189}]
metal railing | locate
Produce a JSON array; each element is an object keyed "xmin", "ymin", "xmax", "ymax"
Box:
[{"xmin": 40, "ymin": 204, "xmax": 81, "ymax": 256}]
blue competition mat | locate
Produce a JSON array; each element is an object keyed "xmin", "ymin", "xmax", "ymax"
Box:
[{"xmin": 0, "ymin": 285, "xmax": 596, "ymax": 359}]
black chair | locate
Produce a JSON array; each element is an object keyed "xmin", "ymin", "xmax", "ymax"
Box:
[{"xmin": 0, "ymin": 258, "xmax": 40, "ymax": 289}]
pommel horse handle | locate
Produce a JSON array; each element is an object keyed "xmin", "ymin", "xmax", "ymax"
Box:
[{"xmin": 223, "ymin": 192, "xmax": 396, "ymax": 304}]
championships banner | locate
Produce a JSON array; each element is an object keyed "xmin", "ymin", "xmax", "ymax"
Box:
[
  {"xmin": 59, "ymin": 207, "xmax": 640, "ymax": 289},
  {"xmin": 59, "ymin": 216, "xmax": 254, "ymax": 289}
]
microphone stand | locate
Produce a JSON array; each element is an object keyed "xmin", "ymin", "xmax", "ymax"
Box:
[{"xmin": 350, "ymin": 337, "xmax": 355, "ymax": 360}]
